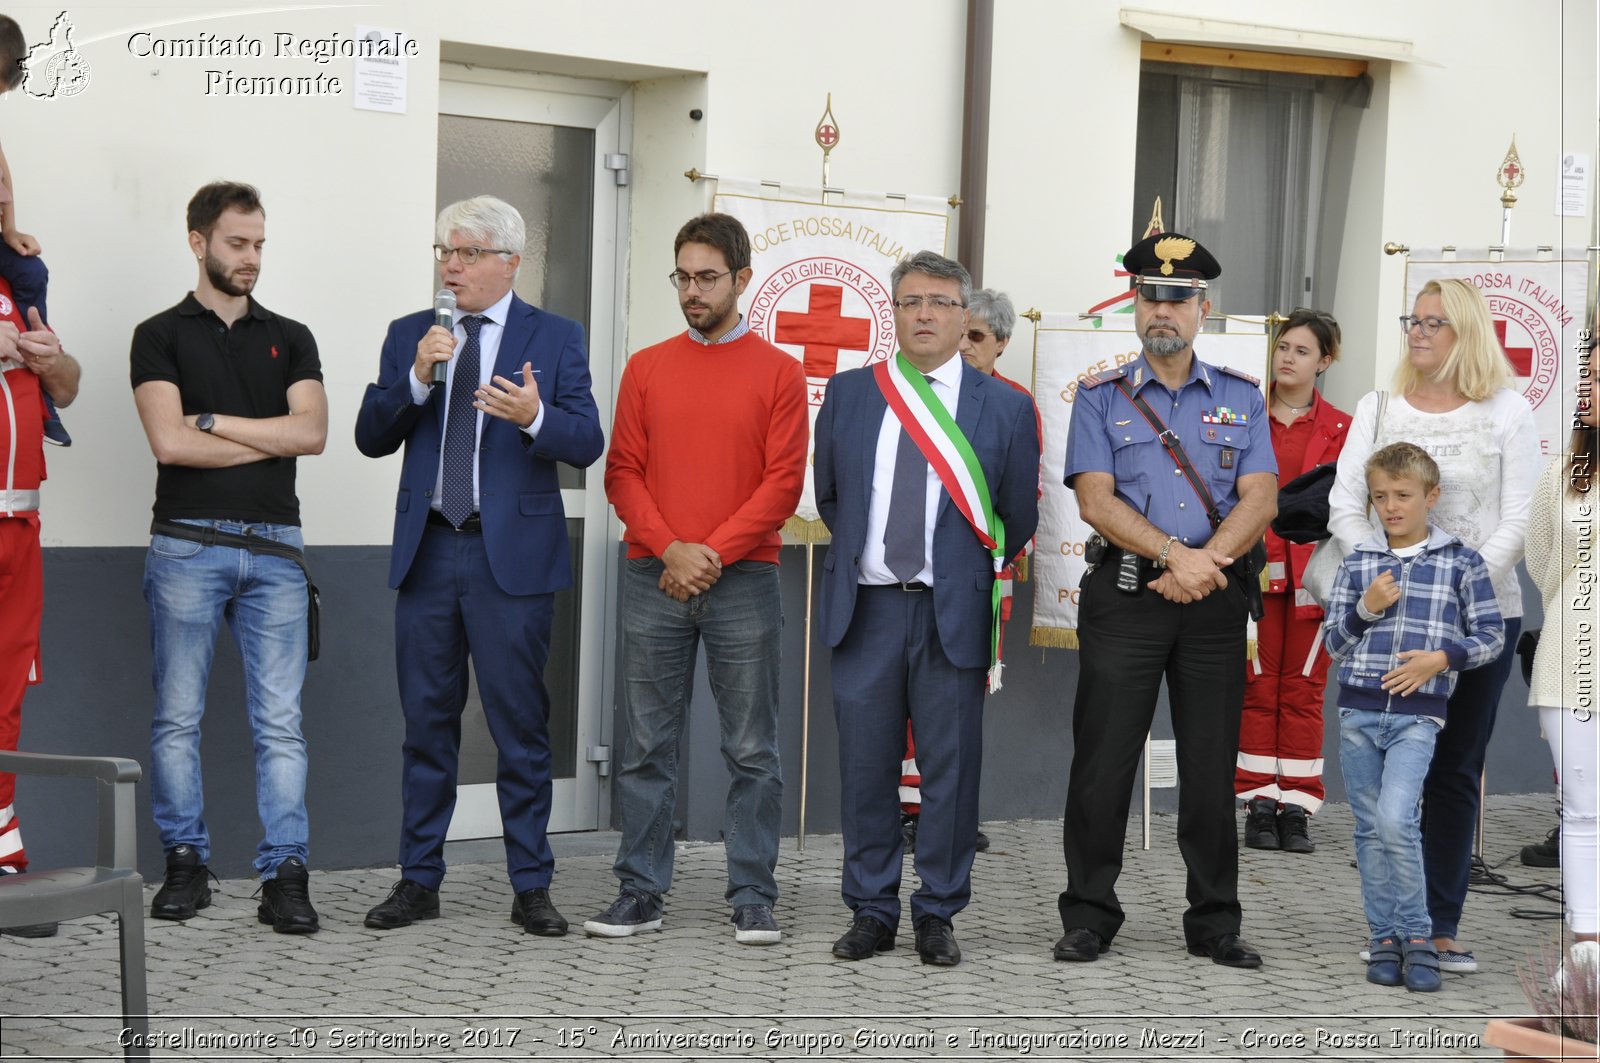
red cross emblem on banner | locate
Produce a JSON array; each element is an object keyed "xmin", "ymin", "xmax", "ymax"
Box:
[
  {"xmin": 1493, "ymin": 318, "xmax": 1534, "ymax": 376},
  {"xmin": 775, "ymin": 283, "xmax": 872, "ymax": 379}
]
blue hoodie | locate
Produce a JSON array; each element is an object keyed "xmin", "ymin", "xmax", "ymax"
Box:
[{"xmin": 1322, "ymin": 526, "xmax": 1505, "ymax": 718}]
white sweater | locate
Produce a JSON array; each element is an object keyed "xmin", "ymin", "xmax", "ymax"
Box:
[
  {"xmin": 1525, "ymin": 454, "xmax": 1598, "ymax": 712},
  {"xmin": 1328, "ymin": 388, "xmax": 1540, "ymax": 619}
]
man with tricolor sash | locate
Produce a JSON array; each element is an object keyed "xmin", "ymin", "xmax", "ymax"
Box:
[{"xmin": 814, "ymin": 251, "xmax": 1038, "ymax": 968}]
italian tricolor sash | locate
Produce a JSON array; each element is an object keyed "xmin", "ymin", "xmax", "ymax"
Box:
[{"xmin": 873, "ymin": 353, "xmax": 1011, "ymax": 691}]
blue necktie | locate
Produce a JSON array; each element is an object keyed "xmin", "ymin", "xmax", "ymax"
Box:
[{"xmin": 439, "ymin": 314, "xmax": 485, "ymax": 528}]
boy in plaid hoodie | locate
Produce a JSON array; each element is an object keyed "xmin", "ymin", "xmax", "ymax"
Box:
[{"xmin": 1323, "ymin": 442, "xmax": 1504, "ymax": 993}]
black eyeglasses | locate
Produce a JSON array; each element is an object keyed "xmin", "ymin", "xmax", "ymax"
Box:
[
  {"xmin": 965, "ymin": 329, "xmax": 994, "ymax": 344},
  {"xmin": 434, "ymin": 245, "xmax": 514, "ymax": 265},
  {"xmin": 669, "ymin": 270, "xmax": 732, "ymax": 292},
  {"xmin": 1399, "ymin": 315, "xmax": 1451, "ymax": 337}
]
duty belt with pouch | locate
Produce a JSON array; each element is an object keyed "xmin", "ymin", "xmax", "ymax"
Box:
[
  {"xmin": 1111, "ymin": 379, "xmax": 1267, "ymax": 621},
  {"xmin": 150, "ymin": 519, "xmax": 321, "ymax": 661}
]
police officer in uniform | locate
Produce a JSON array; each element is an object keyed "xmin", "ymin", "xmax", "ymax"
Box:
[{"xmin": 1053, "ymin": 234, "xmax": 1276, "ymax": 968}]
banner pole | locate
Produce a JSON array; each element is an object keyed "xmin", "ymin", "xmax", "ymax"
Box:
[{"xmin": 799, "ymin": 542, "xmax": 815, "ymax": 850}]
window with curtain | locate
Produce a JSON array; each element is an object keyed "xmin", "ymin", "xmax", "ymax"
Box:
[{"xmin": 1133, "ymin": 62, "xmax": 1369, "ymax": 317}]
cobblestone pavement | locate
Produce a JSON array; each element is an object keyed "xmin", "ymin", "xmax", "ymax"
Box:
[{"xmin": 1, "ymin": 794, "xmax": 1571, "ymax": 1060}]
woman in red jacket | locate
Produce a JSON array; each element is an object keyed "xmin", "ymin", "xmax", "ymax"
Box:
[{"xmin": 1237, "ymin": 309, "xmax": 1349, "ymax": 854}]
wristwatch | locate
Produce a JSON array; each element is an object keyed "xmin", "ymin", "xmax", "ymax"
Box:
[{"xmin": 196, "ymin": 413, "xmax": 216, "ymax": 433}]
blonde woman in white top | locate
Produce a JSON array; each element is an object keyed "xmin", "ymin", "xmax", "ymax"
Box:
[
  {"xmin": 1525, "ymin": 383, "xmax": 1598, "ymax": 969},
  {"xmin": 1329, "ymin": 279, "xmax": 1541, "ymax": 973}
]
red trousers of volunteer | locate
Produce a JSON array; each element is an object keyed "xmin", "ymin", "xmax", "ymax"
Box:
[
  {"xmin": 1236, "ymin": 590, "xmax": 1328, "ymax": 812},
  {"xmin": 0, "ymin": 518, "xmax": 43, "ymax": 870}
]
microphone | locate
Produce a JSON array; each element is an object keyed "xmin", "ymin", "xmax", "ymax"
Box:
[{"xmin": 430, "ymin": 288, "xmax": 456, "ymax": 386}]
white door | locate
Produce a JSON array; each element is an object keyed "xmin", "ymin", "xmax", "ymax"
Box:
[{"xmin": 436, "ymin": 67, "xmax": 626, "ymax": 836}]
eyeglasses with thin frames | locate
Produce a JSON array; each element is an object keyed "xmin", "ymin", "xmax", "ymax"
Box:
[
  {"xmin": 893, "ymin": 295, "xmax": 966, "ymax": 312},
  {"xmin": 965, "ymin": 329, "xmax": 994, "ymax": 344},
  {"xmin": 434, "ymin": 244, "xmax": 514, "ymax": 265},
  {"xmin": 668, "ymin": 270, "xmax": 732, "ymax": 292},
  {"xmin": 1399, "ymin": 315, "xmax": 1451, "ymax": 337}
]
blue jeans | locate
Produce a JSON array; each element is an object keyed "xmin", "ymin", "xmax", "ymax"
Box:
[
  {"xmin": 1339, "ymin": 707, "xmax": 1441, "ymax": 941},
  {"xmin": 143, "ymin": 520, "xmax": 310, "ymax": 877},
  {"xmin": 612, "ymin": 558, "xmax": 783, "ymax": 908},
  {"xmin": 1423, "ymin": 616, "xmax": 1520, "ymax": 940}
]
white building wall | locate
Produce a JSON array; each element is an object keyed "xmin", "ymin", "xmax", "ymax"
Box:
[{"xmin": 3, "ymin": 0, "xmax": 1592, "ymax": 546}]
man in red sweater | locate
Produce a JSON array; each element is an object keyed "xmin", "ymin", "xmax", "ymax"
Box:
[{"xmin": 590, "ymin": 213, "xmax": 808, "ymax": 945}]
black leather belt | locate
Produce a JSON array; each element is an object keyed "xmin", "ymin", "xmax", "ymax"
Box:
[
  {"xmin": 865, "ymin": 580, "xmax": 931, "ymax": 592},
  {"xmin": 427, "ymin": 509, "xmax": 482, "ymax": 533}
]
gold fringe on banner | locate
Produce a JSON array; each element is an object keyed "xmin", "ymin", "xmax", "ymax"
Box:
[
  {"xmin": 1247, "ymin": 639, "xmax": 1259, "ymax": 662},
  {"xmin": 1031, "ymin": 627, "xmax": 1079, "ymax": 650},
  {"xmin": 1015, "ymin": 554, "xmax": 1030, "ymax": 583},
  {"xmin": 782, "ymin": 516, "xmax": 832, "ymax": 543}
]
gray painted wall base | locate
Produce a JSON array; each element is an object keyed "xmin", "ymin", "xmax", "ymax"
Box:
[{"xmin": 14, "ymin": 546, "xmax": 1553, "ymax": 886}]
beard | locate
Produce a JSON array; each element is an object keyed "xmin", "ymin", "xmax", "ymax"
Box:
[
  {"xmin": 681, "ymin": 289, "xmax": 738, "ymax": 335},
  {"xmin": 205, "ymin": 252, "xmax": 257, "ymax": 298},
  {"xmin": 1140, "ymin": 333, "xmax": 1188, "ymax": 357}
]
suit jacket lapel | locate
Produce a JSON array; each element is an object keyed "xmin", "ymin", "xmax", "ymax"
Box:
[
  {"xmin": 494, "ymin": 294, "xmax": 536, "ymax": 380},
  {"xmin": 857, "ymin": 379, "xmax": 887, "ymax": 518}
]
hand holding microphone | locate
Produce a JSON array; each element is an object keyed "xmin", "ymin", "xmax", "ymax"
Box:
[
  {"xmin": 430, "ymin": 288, "xmax": 456, "ymax": 386},
  {"xmin": 412, "ymin": 289, "xmax": 457, "ymax": 387}
]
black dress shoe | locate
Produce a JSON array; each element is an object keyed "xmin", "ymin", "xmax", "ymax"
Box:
[
  {"xmin": 1187, "ymin": 932, "xmax": 1263, "ymax": 968},
  {"xmin": 914, "ymin": 918, "xmax": 961, "ymax": 966},
  {"xmin": 831, "ymin": 915, "xmax": 895, "ymax": 960},
  {"xmin": 1053, "ymin": 926, "xmax": 1109, "ymax": 962},
  {"xmin": 510, "ymin": 888, "xmax": 569, "ymax": 937},
  {"xmin": 364, "ymin": 878, "xmax": 439, "ymax": 930}
]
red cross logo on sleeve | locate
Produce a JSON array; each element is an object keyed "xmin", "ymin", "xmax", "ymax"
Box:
[
  {"xmin": 775, "ymin": 283, "xmax": 872, "ymax": 379},
  {"xmin": 1493, "ymin": 319, "xmax": 1533, "ymax": 376}
]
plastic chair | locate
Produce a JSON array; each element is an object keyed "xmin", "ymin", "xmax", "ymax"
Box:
[{"xmin": 0, "ymin": 750, "xmax": 146, "ymax": 1055}]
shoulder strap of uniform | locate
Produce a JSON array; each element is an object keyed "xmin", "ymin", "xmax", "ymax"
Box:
[
  {"xmin": 1218, "ymin": 364, "xmax": 1261, "ymax": 388},
  {"xmin": 1077, "ymin": 362, "xmax": 1135, "ymax": 390}
]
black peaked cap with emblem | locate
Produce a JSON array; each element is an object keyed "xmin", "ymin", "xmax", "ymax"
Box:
[{"xmin": 1123, "ymin": 232, "xmax": 1221, "ymax": 301}]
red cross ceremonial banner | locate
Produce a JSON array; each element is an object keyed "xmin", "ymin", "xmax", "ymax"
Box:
[
  {"xmin": 1405, "ymin": 251, "xmax": 1588, "ymax": 458},
  {"xmin": 1029, "ymin": 319, "xmax": 1269, "ymax": 649},
  {"xmin": 714, "ymin": 178, "xmax": 952, "ymax": 537}
]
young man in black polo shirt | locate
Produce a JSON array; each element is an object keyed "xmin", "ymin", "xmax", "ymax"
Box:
[{"xmin": 130, "ymin": 181, "xmax": 327, "ymax": 933}]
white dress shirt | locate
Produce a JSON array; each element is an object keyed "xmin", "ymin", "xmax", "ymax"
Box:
[{"xmin": 859, "ymin": 352, "xmax": 964, "ymax": 585}]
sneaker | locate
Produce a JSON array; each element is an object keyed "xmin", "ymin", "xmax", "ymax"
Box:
[
  {"xmin": 1366, "ymin": 937, "xmax": 1402, "ymax": 987},
  {"xmin": 1521, "ymin": 825, "xmax": 1560, "ymax": 868},
  {"xmin": 1243, "ymin": 797, "xmax": 1279, "ymax": 850},
  {"xmin": 151, "ymin": 845, "xmax": 214, "ymax": 920},
  {"xmin": 257, "ymin": 857, "xmax": 319, "ymax": 934},
  {"xmin": 0, "ymin": 868, "xmax": 58, "ymax": 937},
  {"xmin": 1403, "ymin": 938, "xmax": 1442, "ymax": 992},
  {"xmin": 732, "ymin": 904, "xmax": 781, "ymax": 945},
  {"xmin": 1437, "ymin": 948, "xmax": 1478, "ymax": 973},
  {"xmin": 1277, "ymin": 804, "xmax": 1315, "ymax": 854},
  {"xmin": 583, "ymin": 889, "xmax": 663, "ymax": 938}
]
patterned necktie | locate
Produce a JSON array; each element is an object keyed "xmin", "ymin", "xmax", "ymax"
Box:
[
  {"xmin": 439, "ymin": 314, "xmax": 485, "ymax": 528},
  {"xmin": 883, "ymin": 426, "xmax": 928, "ymax": 582}
]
